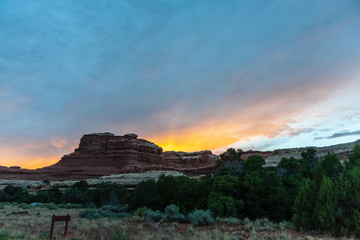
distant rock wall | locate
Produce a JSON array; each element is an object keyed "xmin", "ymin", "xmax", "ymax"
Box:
[
  {"xmin": 40, "ymin": 132, "xmax": 218, "ymax": 178},
  {"xmin": 244, "ymin": 139, "xmax": 360, "ymax": 166}
]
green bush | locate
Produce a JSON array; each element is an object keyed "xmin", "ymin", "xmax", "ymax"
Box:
[
  {"xmin": 79, "ymin": 209, "xmax": 103, "ymax": 219},
  {"xmin": 216, "ymin": 217, "xmax": 243, "ymax": 224},
  {"xmin": 100, "ymin": 204, "xmax": 128, "ymax": 213},
  {"xmin": 58, "ymin": 203, "xmax": 83, "ymax": 209},
  {"xmin": 45, "ymin": 203, "xmax": 58, "ymax": 210},
  {"xmin": 86, "ymin": 203, "xmax": 97, "ymax": 209},
  {"xmin": 133, "ymin": 206, "xmax": 151, "ymax": 216},
  {"xmin": 163, "ymin": 204, "xmax": 188, "ymax": 223},
  {"xmin": 0, "ymin": 186, "xmax": 30, "ymax": 203},
  {"xmin": 80, "ymin": 205, "xmax": 130, "ymax": 219},
  {"xmin": 143, "ymin": 210, "xmax": 162, "ymax": 222},
  {"xmin": 110, "ymin": 229, "xmax": 126, "ymax": 240},
  {"xmin": 98, "ymin": 210, "xmax": 131, "ymax": 218},
  {"xmin": 18, "ymin": 203, "xmax": 32, "ymax": 209},
  {"xmin": 279, "ymin": 221, "xmax": 294, "ymax": 230},
  {"xmin": 188, "ymin": 209, "xmax": 214, "ymax": 226},
  {"xmin": 0, "ymin": 232, "xmax": 10, "ymax": 240}
]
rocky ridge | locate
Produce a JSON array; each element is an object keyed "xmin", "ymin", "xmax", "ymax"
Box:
[{"xmin": 262, "ymin": 139, "xmax": 360, "ymax": 166}]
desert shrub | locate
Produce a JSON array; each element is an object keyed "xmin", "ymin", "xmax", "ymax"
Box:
[
  {"xmin": 79, "ymin": 209, "xmax": 100, "ymax": 219},
  {"xmin": 133, "ymin": 206, "xmax": 151, "ymax": 216},
  {"xmin": 57, "ymin": 203, "xmax": 66, "ymax": 208},
  {"xmin": 110, "ymin": 229, "xmax": 126, "ymax": 240},
  {"xmin": 163, "ymin": 204, "xmax": 188, "ymax": 223},
  {"xmin": 86, "ymin": 202, "xmax": 97, "ymax": 209},
  {"xmin": 100, "ymin": 204, "xmax": 128, "ymax": 213},
  {"xmin": 112, "ymin": 212, "xmax": 131, "ymax": 218},
  {"xmin": 18, "ymin": 203, "xmax": 32, "ymax": 209},
  {"xmin": 0, "ymin": 232, "xmax": 10, "ymax": 240},
  {"xmin": 58, "ymin": 203, "xmax": 83, "ymax": 209},
  {"xmin": 80, "ymin": 205, "xmax": 130, "ymax": 219},
  {"xmin": 216, "ymin": 217, "xmax": 243, "ymax": 224},
  {"xmin": 69, "ymin": 203, "xmax": 82, "ymax": 208},
  {"xmin": 253, "ymin": 218, "xmax": 277, "ymax": 231},
  {"xmin": 39, "ymin": 231, "xmax": 49, "ymax": 239},
  {"xmin": 98, "ymin": 204, "xmax": 129, "ymax": 218},
  {"xmin": 279, "ymin": 221, "xmax": 294, "ymax": 230},
  {"xmin": 44, "ymin": 203, "xmax": 58, "ymax": 210},
  {"xmin": 98, "ymin": 210, "xmax": 131, "ymax": 219},
  {"xmin": 143, "ymin": 210, "xmax": 162, "ymax": 222},
  {"xmin": 188, "ymin": 209, "xmax": 214, "ymax": 226}
]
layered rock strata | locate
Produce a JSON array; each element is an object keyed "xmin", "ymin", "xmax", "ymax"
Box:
[
  {"xmin": 53, "ymin": 133, "xmax": 166, "ymax": 171},
  {"xmin": 0, "ymin": 133, "xmax": 218, "ymax": 180}
]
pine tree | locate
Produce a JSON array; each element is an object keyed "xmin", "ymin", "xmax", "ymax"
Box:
[
  {"xmin": 315, "ymin": 176, "xmax": 336, "ymax": 233},
  {"xmin": 293, "ymin": 178, "xmax": 317, "ymax": 230}
]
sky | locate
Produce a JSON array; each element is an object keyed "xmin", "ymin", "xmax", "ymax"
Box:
[{"xmin": 0, "ymin": 0, "xmax": 360, "ymax": 169}]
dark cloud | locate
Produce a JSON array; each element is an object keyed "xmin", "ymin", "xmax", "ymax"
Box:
[{"xmin": 315, "ymin": 130, "xmax": 360, "ymax": 140}]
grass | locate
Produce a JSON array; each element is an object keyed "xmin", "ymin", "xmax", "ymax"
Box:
[{"xmin": 0, "ymin": 203, "xmax": 338, "ymax": 240}]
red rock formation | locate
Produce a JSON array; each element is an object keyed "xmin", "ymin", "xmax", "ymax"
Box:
[
  {"xmin": 164, "ymin": 151, "xmax": 217, "ymax": 175},
  {"xmin": 33, "ymin": 133, "xmax": 217, "ymax": 179},
  {"xmin": 53, "ymin": 132, "xmax": 166, "ymax": 171}
]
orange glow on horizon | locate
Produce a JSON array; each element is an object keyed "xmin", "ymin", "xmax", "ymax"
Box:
[{"xmin": 0, "ymin": 156, "xmax": 60, "ymax": 170}]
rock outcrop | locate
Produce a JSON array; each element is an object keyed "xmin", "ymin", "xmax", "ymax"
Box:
[
  {"xmin": 243, "ymin": 139, "xmax": 360, "ymax": 166},
  {"xmin": 53, "ymin": 132, "xmax": 166, "ymax": 171},
  {"xmin": 164, "ymin": 151, "xmax": 218, "ymax": 175},
  {"xmin": 0, "ymin": 133, "xmax": 218, "ymax": 180},
  {"xmin": 50, "ymin": 132, "xmax": 217, "ymax": 175}
]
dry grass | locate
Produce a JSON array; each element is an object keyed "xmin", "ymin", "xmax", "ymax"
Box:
[{"xmin": 0, "ymin": 204, "xmax": 344, "ymax": 240}]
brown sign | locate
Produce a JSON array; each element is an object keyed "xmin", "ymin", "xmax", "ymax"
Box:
[{"xmin": 50, "ymin": 214, "xmax": 71, "ymax": 239}]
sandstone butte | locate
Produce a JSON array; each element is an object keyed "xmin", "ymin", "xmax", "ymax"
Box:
[
  {"xmin": 0, "ymin": 132, "xmax": 358, "ymax": 182},
  {"xmin": 0, "ymin": 133, "xmax": 218, "ymax": 181}
]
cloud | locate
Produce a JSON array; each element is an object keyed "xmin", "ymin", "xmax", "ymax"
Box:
[
  {"xmin": 0, "ymin": 1, "xmax": 360, "ymax": 167},
  {"xmin": 315, "ymin": 130, "xmax": 360, "ymax": 140}
]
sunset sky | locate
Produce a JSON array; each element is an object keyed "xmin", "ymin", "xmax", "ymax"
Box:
[{"xmin": 1, "ymin": 0, "xmax": 360, "ymax": 169}]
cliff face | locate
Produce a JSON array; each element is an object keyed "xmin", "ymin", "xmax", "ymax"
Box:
[
  {"xmin": 34, "ymin": 132, "xmax": 217, "ymax": 179},
  {"xmin": 54, "ymin": 133, "xmax": 166, "ymax": 171}
]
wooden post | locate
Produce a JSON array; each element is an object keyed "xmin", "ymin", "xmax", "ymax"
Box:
[
  {"xmin": 49, "ymin": 214, "xmax": 71, "ymax": 239},
  {"xmin": 64, "ymin": 214, "xmax": 69, "ymax": 236},
  {"xmin": 49, "ymin": 214, "xmax": 55, "ymax": 239}
]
